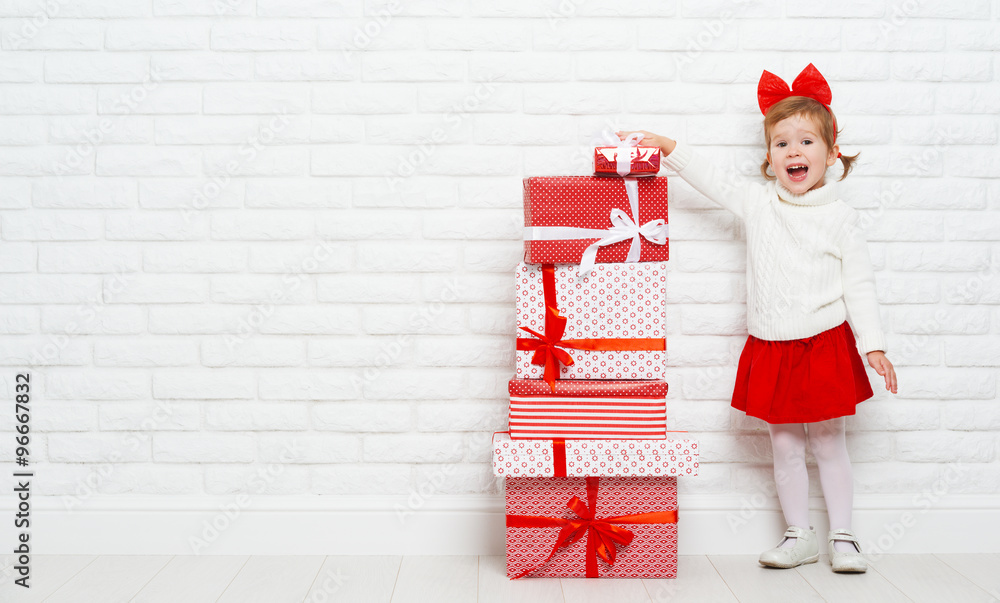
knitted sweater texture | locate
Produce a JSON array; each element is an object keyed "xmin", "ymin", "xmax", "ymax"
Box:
[{"xmin": 663, "ymin": 141, "xmax": 887, "ymax": 355}]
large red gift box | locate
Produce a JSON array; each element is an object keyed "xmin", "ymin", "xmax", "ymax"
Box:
[
  {"xmin": 495, "ymin": 433, "xmax": 697, "ymax": 578},
  {"xmin": 514, "ymin": 262, "xmax": 666, "ymax": 386},
  {"xmin": 504, "ymin": 475, "xmax": 679, "ymax": 578},
  {"xmin": 508, "ymin": 379, "xmax": 667, "ymax": 440},
  {"xmin": 522, "ymin": 176, "xmax": 668, "ymax": 272}
]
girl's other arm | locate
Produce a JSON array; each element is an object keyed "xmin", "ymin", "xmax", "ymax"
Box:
[
  {"xmin": 840, "ymin": 213, "xmax": 897, "ymax": 394},
  {"xmin": 616, "ymin": 130, "xmax": 759, "ymax": 220}
]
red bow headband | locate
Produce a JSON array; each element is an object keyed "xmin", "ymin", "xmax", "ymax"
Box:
[{"xmin": 757, "ymin": 63, "xmax": 841, "ymax": 157}]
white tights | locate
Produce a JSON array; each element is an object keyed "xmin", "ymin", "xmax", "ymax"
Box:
[{"xmin": 768, "ymin": 417, "xmax": 857, "ymax": 553}]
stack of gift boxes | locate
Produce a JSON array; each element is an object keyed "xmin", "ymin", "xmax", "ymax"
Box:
[{"xmin": 492, "ymin": 137, "xmax": 699, "ymax": 579}]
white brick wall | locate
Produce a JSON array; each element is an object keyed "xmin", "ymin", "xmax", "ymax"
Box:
[{"xmin": 0, "ymin": 3, "xmax": 997, "ymax": 512}]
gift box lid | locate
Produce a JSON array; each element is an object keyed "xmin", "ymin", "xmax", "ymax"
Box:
[
  {"xmin": 509, "ymin": 379, "xmax": 668, "ymax": 398},
  {"xmin": 493, "ymin": 432, "xmax": 699, "ymax": 478}
]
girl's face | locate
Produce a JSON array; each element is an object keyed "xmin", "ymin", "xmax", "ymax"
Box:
[{"xmin": 766, "ymin": 113, "xmax": 839, "ymax": 195}]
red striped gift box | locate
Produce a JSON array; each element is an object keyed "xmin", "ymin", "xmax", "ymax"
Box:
[{"xmin": 508, "ymin": 379, "xmax": 667, "ymax": 439}]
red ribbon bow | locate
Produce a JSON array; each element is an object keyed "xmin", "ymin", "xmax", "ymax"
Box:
[
  {"xmin": 757, "ymin": 62, "xmax": 840, "ymax": 152},
  {"xmin": 505, "ymin": 476, "xmax": 677, "ymax": 579},
  {"xmin": 515, "ymin": 264, "xmax": 666, "ymax": 392},
  {"xmin": 517, "ymin": 303, "xmax": 575, "ymax": 392}
]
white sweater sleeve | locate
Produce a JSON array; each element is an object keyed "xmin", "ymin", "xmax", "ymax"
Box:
[
  {"xmin": 660, "ymin": 140, "xmax": 765, "ymax": 220},
  {"xmin": 840, "ymin": 212, "xmax": 887, "ymax": 355}
]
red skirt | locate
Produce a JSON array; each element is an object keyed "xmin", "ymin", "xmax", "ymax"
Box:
[{"xmin": 731, "ymin": 321, "xmax": 874, "ymax": 424}]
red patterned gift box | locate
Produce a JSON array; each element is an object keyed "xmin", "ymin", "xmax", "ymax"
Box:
[
  {"xmin": 522, "ymin": 176, "xmax": 668, "ymax": 274},
  {"xmin": 492, "ymin": 432, "xmax": 699, "ymax": 478},
  {"xmin": 514, "ymin": 262, "xmax": 666, "ymax": 387},
  {"xmin": 593, "ymin": 145, "xmax": 661, "ymax": 177},
  {"xmin": 494, "ymin": 435, "xmax": 696, "ymax": 578},
  {"xmin": 508, "ymin": 379, "xmax": 667, "ymax": 440},
  {"xmin": 504, "ymin": 475, "xmax": 679, "ymax": 578}
]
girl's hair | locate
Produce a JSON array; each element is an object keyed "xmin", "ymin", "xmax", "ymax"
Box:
[{"xmin": 759, "ymin": 96, "xmax": 859, "ymax": 182}]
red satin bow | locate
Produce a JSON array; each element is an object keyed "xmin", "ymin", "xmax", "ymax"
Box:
[
  {"xmin": 518, "ymin": 303, "xmax": 575, "ymax": 391},
  {"xmin": 758, "ymin": 62, "xmax": 831, "ymax": 115},
  {"xmin": 515, "ymin": 264, "xmax": 666, "ymax": 392},
  {"xmin": 757, "ymin": 62, "xmax": 839, "ymax": 151},
  {"xmin": 506, "ymin": 476, "xmax": 677, "ymax": 579}
]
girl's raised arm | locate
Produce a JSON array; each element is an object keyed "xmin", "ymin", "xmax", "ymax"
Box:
[{"xmin": 617, "ymin": 130, "xmax": 762, "ymax": 220}]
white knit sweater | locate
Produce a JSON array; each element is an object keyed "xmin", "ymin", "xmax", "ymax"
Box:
[{"xmin": 663, "ymin": 141, "xmax": 887, "ymax": 355}]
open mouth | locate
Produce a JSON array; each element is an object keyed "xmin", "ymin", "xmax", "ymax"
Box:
[{"xmin": 786, "ymin": 165, "xmax": 808, "ymax": 182}]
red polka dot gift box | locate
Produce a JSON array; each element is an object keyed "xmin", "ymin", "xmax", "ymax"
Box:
[
  {"xmin": 493, "ymin": 433, "xmax": 698, "ymax": 579},
  {"xmin": 522, "ymin": 176, "xmax": 668, "ymax": 274},
  {"xmin": 507, "ymin": 378, "xmax": 668, "ymax": 440},
  {"xmin": 515, "ymin": 261, "xmax": 666, "ymax": 385}
]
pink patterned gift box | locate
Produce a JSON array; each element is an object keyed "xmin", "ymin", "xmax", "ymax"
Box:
[
  {"xmin": 492, "ymin": 432, "xmax": 699, "ymax": 478},
  {"xmin": 505, "ymin": 475, "xmax": 679, "ymax": 578},
  {"xmin": 514, "ymin": 262, "xmax": 667, "ymax": 383}
]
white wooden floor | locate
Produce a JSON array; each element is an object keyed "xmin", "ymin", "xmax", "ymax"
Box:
[{"xmin": 1, "ymin": 554, "xmax": 998, "ymax": 603}]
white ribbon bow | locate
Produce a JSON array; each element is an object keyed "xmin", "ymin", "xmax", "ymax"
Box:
[
  {"xmin": 523, "ymin": 176, "xmax": 669, "ymax": 278},
  {"xmin": 616, "ymin": 132, "xmax": 645, "ymax": 176}
]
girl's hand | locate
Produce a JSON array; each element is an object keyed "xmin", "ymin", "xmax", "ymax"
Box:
[
  {"xmin": 615, "ymin": 130, "xmax": 677, "ymax": 156},
  {"xmin": 867, "ymin": 351, "xmax": 897, "ymax": 394}
]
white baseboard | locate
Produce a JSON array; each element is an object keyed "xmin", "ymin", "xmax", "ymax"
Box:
[{"xmin": 3, "ymin": 494, "xmax": 998, "ymax": 556}]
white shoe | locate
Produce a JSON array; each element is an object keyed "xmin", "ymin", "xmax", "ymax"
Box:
[
  {"xmin": 759, "ymin": 525, "xmax": 819, "ymax": 569},
  {"xmin": 828, "ymin": 528, "xmax": 867, "ymax": 573}
]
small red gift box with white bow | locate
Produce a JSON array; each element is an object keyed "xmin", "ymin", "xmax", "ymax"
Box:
[{"xmin": 593, "ymin": 132, "xmax": 661, "ymax": 177}]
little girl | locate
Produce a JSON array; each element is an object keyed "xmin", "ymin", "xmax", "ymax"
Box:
[{"xmin": 618, "ymin": 63, "xmax": 898, "ymax": 573}]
